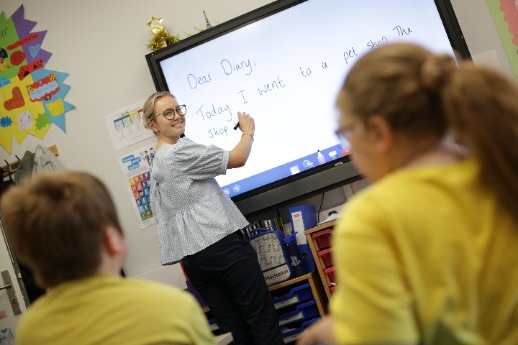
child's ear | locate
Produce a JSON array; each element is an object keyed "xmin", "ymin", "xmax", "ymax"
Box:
[
  {"xmin": 367, "ymin": 115, "xmax": 394, "ymax": 153},
  {"xmin": 104, "ymin": 227, "xmax": 125, "ymax": 255}
]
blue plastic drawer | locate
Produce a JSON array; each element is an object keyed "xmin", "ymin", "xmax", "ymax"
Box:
[
  {"xmin": 208, "ymin": 318, "xmax": 219, "ymax": 331},
  {"xmin": 272, "ymin": 283, "xmax": 312, "ymax": 310},
  {"xmin": 282, "ymin": 317, "xmax": 320, "ymax": 343},
  {"xmin": 277, "ymin": 300, "xmax": 319, "ymax": 326}
]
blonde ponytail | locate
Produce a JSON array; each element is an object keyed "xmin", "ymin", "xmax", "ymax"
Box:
[{"xmin": 442, "ymin": 63, "xmax": 518, "ymax": 218}]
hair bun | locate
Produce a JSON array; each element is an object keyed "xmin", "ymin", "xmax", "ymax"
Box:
[{"xmin": 420, "ymin": 53, "xmax": 456, "ymax": 92}]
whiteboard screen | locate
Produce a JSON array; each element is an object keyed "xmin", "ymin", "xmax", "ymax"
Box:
[{"xmin": 146, "ymin": 0, "xmax": 469, "ymax": 214}]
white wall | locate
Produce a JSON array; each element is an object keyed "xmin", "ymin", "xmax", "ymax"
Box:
[{"xmin": 0, "ymin": 0, "xmax": 513, "ymax": 288}]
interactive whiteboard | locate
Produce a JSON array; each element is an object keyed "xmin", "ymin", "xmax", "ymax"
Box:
[{"xmin": 147, "ymin": 0, "xmax": 470, "ymax": 215}]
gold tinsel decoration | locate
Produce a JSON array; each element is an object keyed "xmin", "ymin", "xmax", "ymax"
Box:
[
  {"xmin": 146, "ymin": 16, "xmax": 180, "ymax": 51},
  {"xmin": 146, "ymin": 12, "xmax": 212, "ymax": 52}
]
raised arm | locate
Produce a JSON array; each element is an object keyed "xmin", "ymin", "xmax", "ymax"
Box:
[{"xmin": 228, "ymin": 112, "xmax": 255, "ymax": 168}]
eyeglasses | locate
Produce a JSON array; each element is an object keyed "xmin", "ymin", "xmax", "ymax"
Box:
[
  {"xmin": 155, "ymin": 105, "xmax": 187, "ymax": 120},
  {"xmin": 335, "ymin": 122, "xmax": 356, "ymax": 146}
]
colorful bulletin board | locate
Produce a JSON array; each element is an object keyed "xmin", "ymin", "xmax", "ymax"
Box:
[
  {"xmin": 487, "ymin": 0, "xmax": 518, "ymax": 78},
  {"xmin": 0, "ymin": 5, "xmax": 74, "ymax": 154}
]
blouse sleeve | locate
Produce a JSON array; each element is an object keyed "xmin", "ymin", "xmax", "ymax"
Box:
[{"xmin": 174, "ymin": 138, "xmax": 229, "ymax": 181}]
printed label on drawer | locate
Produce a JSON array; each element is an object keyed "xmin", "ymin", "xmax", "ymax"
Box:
[
  {"xmin": 279, "ymin": 311, "xmax": 304, "ymax": 326},
  {"xmin": 284, "ymin": 333, "xmax": 302, "ymax": 343},
  {"xmin": 274, "ymin": 295, "xmax": 300, "ymax": 310}
]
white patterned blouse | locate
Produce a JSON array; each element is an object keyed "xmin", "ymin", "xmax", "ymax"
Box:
[{"xmin": 149, "ymin": 137, "xmax": 249, "ymax": 265}]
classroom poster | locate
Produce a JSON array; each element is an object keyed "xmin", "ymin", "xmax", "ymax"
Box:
[
  {"xmin": 118, "ymin": 145, "xmax": 156, "ymax": 229},
  {"xmin": 104, "ymin": 99, "xmax": 154, "ymax": 151},
  {"xmin": 0, "ymin": 5, "xmax": 74, "ymax": 154},
  {"xmin": 487, "ymin": 0, "xmax": 518, "ymax": 78}
]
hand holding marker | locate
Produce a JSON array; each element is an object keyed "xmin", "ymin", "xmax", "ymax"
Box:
[{"xmin": 234, "ymin": 112, "xmax": 255, "ymax": 140}]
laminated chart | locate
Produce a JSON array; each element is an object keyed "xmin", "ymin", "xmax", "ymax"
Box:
[{"xmin": 0, "ymin": 5, "xmax": 74, "ymax": 153}]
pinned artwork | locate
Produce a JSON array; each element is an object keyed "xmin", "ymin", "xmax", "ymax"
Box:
[
  {"xmin": 0, "ymin": 5, "xmax": 74, "ymax": 154},
  {"xmin": 486, "ymin": 0, "xmax": 518, "ymax": 77}
]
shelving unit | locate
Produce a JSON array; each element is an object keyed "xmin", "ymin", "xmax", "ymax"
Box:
[
  {"xmin": 304, "ymin": 220, "xmax": 337, "ymax": 307},
  {"xmin": 200, "ymin": 271, "xmax": 327, "ymax": 344},
  {"xmin": 272, "ymin": 271, "xmax": 328, "ymax": 343},
  {"xmin": 269, "ymin": 271, "xmax": 327, "ymax": 317}
]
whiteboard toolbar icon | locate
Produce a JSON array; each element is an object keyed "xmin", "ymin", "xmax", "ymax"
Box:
[{"xmin": 289, "ymin": 165, "xmax": 300, "ymax": 175}]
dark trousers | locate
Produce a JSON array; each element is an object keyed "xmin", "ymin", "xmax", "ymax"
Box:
[{"xmin": 182, "ymin": 231, "xmax": 284, "ymax": 345}]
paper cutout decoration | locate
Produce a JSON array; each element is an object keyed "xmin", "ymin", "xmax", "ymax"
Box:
[
  {"xmin": 487, "ymin": 0, "xmax": 518, "ymax": 78},
  {"xmin": 0, "ymin": 5, "xmax": 74, "ymax": 154}
]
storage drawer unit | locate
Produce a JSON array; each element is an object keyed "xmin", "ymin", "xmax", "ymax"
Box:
[
  {"xmin": 198, "ymin": 270, "xmax": 327, "ymax": 344},
  {"xmin": 323, "ymin": 266, "xmax": 336, "ymax": 287},
  {"xmin": 272, "ymin": 283, "xmax": 313, "ymax": 310},
  {"xmin": 311, "ymin": 228, "xmax": 333, "ymax": 250},
  {"xmin": 281, "ymin": 317, "xmax": 320, "ymax": 344},
  {"xmin": 269, "ymin": 272, "xmax": 328, "ymax": 343},
  {"xmin": 317, "ymin": 247, "xmax": 333, "ymax": 268},
  {"xmin": 305, "ymin": 221, "xmax": 337, "ymax": 305},
  {"xmin": 278, "ymin": 300, "xmax": 319, "ymax": 327}
]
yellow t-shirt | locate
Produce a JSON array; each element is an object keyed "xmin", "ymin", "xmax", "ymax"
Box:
[
  {"xmin": 331, "ymin": 159, "xmax": 518, "ymax": 345},
  {"xmin": 15, "ymin": 275, "xmax": 216, "ymax": 345}
]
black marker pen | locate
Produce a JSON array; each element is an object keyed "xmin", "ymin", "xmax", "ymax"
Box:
[{"xmin": 233, "ymin": 122, "xmax": 240, "ymax": 130}]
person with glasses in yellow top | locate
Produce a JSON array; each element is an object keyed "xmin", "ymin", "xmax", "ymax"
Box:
[
  {"xmin": 141, "ymin": 91, "xmax": 283, "ymax": 345},
  {"xmin": 298, "ymin": 42, "xmax": 518, "ymax": 345}
]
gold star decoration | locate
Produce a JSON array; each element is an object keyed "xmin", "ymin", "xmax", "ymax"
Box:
[
  {"xmin": 145, "ymin": 15, "xmax": 198, "ymax": 51},
  {"xmin": 146, "ymin": 15, "xmax": 177, "ymax": 51},
  {"xmin": 147, "ymin": 16, "xmax": 164, "ymax": 34}
]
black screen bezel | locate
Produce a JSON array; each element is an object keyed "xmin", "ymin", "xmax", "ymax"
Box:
[{"xmin": 145, "ymin": 0, "xmax": 470, "ymax": 216}]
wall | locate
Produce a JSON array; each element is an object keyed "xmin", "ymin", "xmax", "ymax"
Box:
[
  {"xmin": 451, "ymin": 0, "xmax": 514, "ymax": 76},
  {"xmin": 0, "ymin": 0, "xmax": 513, "ymax": 289}
]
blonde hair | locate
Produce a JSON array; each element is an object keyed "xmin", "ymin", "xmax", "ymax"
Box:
[
  {"xmin": 141, "ymin": 91, "xmax": 176, "ymax": 130},
  {"xmin": 337, "ymin": 42, "xmax": 518, "ymax": 219}
]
